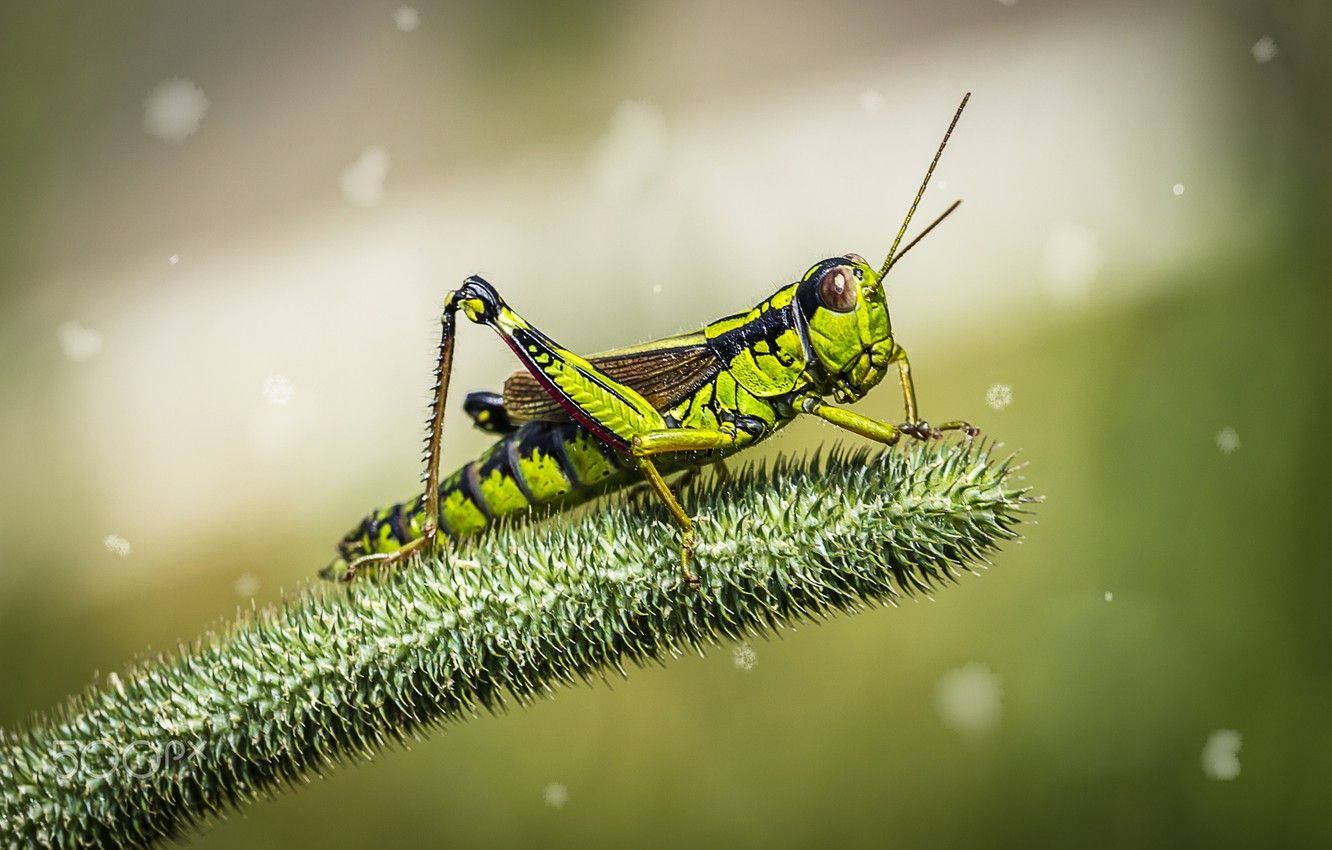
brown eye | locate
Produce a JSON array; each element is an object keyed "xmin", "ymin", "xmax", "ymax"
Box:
[{"xmin": 818, "ymin": 265, "xmax": 859, "ymax": 313}]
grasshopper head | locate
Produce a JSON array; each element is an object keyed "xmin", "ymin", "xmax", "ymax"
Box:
[{"xmin": 798, "ymin": 254, "xmax": 897, "ymax": 404}]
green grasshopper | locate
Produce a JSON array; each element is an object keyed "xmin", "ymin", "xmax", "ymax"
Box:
[{"xmin": 322, "ymin": 94, "xmax": 978, "ymax": 589}]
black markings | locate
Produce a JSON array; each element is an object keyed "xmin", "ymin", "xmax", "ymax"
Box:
[
  {"xmin": 338, "ymin": 522, "xmax": 369, "ymax": 560},
  {"xmin": 458, "ymin": 275, "xmax": 502, "ymax": 322},
  {"xmin": 360, "ymin": 515, "xmax": 378, "ymax": 548},
  {"xmin": 464, "ymin": 390, "xmax": 517, "ymax": 434},
  {"xmin": 790, "ymin": 286, "xmax": 816, "ymax": 365},
  {"xmin": 459, "ymin": 461, "xmax": 494, "ymax": 521},
  {"xmin": 550, "ymin": 425, "xmax": 584, "ymax": 490},
  {"xmin": 503, "ymin": 433, "xmax": 536, "ymax": 502},
  {"xmin": 388, "ymin": 502, "xmax": 409, "ymax": 545},
  {"xmin": 709, "ymin": 305, "xmax": 796, "ymax": 364},
  {"xmin": 734, "ymin": 414, "xmax": 769, "ymax": 439},
  {"xmin": 477, "ymin": 435, "xmax": 533, "ymax": 507}
]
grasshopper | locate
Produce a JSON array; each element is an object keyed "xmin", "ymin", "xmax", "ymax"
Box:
[{"xmin": 322, "ymin": 94, "xmax": 978, "ymax": 589}]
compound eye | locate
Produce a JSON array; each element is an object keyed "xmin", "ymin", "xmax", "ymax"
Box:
[{"xmin": 818, "ymin": 264, "xmax": 860, "ymax": 313}]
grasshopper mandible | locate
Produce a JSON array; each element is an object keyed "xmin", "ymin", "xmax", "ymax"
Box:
[{"xmin": 323, "ymin": 94, "xmax": 978, "ymax": 589}]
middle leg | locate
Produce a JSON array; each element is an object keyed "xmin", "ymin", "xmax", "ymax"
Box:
[{"xmin": 629, "ymin": 426, "xmax": 740, "ymax": 590}]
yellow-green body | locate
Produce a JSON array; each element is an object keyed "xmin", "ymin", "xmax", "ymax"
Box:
[
  {"xmin": 326, "ymin": 94, "xmax": 976, "ymax": 583},
  {"xmin": 332, "ymin": 256, "xmax": 904, "ymax": 567}
]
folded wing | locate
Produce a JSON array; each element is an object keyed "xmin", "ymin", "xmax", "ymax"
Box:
[{"xmin": 503, "ymin": 332, "xmax": 722, "ymax": 423}]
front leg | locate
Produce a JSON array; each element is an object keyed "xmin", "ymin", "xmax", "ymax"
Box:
[
  {"xmin": 801, "ymin": 397, "xmax": 910, "ymax": 446},
  {"xmin": 889, "ymin": 346, "xmax": 979, "ymax": 439},
  {"xmin": 630, "ymin": 427, "xmax": 739, "ymax": 591},
  {"xmin": 894, "ymin": 345, "xmax": 920, "ymax": 425},
  {"xmin": 799, "ymin": 396, "xmax": 975, "ymax": 446}
]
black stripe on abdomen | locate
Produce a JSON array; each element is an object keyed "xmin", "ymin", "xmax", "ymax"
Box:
[
  {"xmin": 458, "ymin": 460, "xmax": 494, "ymax": 521},
  {"xmin": 550, "ymin": 426, "xmax": 583, "ymax": 490},
  {"xmin": 503, "ymin": 432, "xmax": 537, "ymax": 502}
]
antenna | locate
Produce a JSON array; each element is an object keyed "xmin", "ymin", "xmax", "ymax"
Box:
[
  {"xmin": 883, "ymin": 199, "xmax": 961, "ymax": 272},
  {"xmin": 878, "ymin": 92, "xmax": 970, "ymax": 280}
]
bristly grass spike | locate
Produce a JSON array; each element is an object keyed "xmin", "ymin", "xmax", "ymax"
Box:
[{"xmin": 321, "ymin": 93, "xmax": 979, "ymax": 590}]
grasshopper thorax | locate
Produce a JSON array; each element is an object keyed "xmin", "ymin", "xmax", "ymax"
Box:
[{"xmin": 796, "ymin": 253, "xmax": 896, "ymax": 404}]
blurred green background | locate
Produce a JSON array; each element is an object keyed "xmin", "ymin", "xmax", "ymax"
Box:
[{"xmin": 2, "ymin": 1, "xmax": 1329, "ymax": 847}]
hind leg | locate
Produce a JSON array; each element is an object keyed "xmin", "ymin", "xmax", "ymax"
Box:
[{"xmin": 323, "ymin": 294, "xmax": 460, "ymax": 582}]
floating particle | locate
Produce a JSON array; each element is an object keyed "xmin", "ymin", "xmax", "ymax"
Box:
[
  {"xmin": 1251, "ymin": 36, "xmax": 1278, "ymax": 64},
  {"xmin": 234, "ymin": 573, "xmax": 261, "ymax": 598},
  {"xmin": 262, "ymin": 374, "xmax": 294, "ymax": 406},
  {"xmin": 393, "ymin": 7, "xmax": 420, "ymax": 31},
  {"xmin": 935, "ymin": 662, "xmax": 1002, "ymax": 735},
  {"xmin": 1172, "ymin": 183, "xmax": 1185, "ymax": 196},
  {"xmin": 1104, "ymin": 591, "xmax": 1114, "ymax": 602},
  {"xmin": 340, "ymin": 147, "xmax": 391, "ymax": 207},
  {"xmin": 58, "ymin": 321, "xmax": 103, "ymax": 362},
  {"xmin": 103, "ymin": 534, "xmax": 132, "ymax": 558},
  {"xmin": 543, "ymin": 782, "xmax": 569, "ymax": 809},
  {"xmin": 1201, "ymin": 729, "xmax": 1242, "ymax": 780},
  {"xmin": 986, "ymin": 383, "xmax": 1013, "ymax": 411},
  {"xmin": 143, "ymin": 79, "xmax": 210, "ymax": 144},
  {"xmin": 1215, "ymin": 427, "xmax": 1241, "ymax": 455},
  {"xmin": 732, "ymin": 642, "xmax": 757, "ymax": 671}
]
